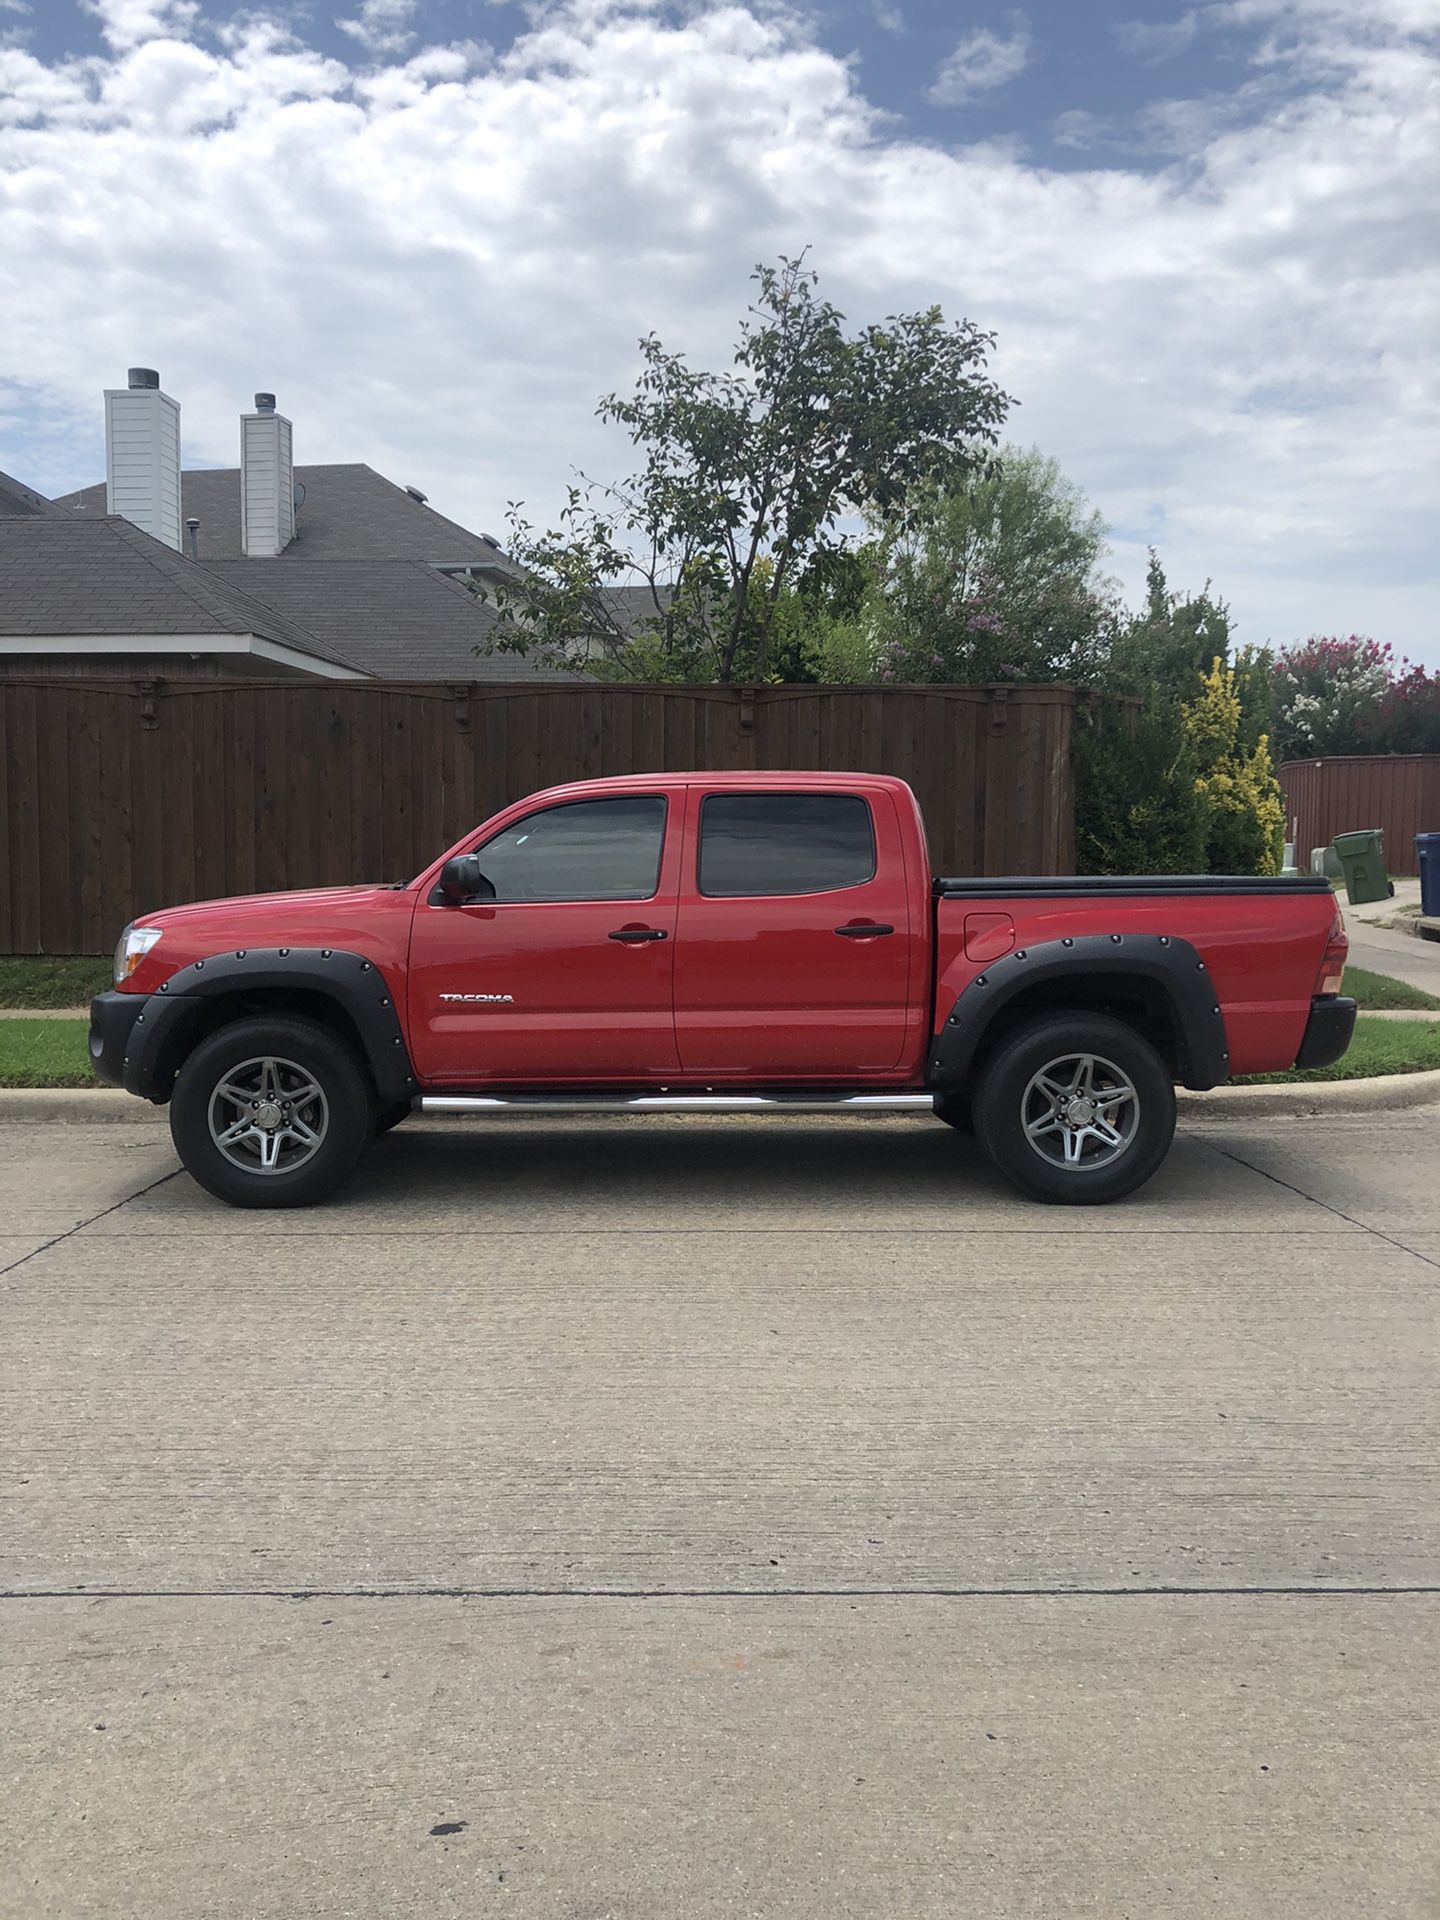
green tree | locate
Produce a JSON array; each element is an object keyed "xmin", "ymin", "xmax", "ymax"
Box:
[
  {"xmin": 1105, "ymin": 552, "xmax": 1234, "ymax": 700},
  {"xmin": 1074, "ymin": 703, "xmax": 1209, "ymax": 875},
  {"xmin": 837, "ymin": 449, "xmax": 1118, "ymax": 684},
  {"xmin": 483, "ymin": 255, "xmax": 1012, "ymax": 683}
]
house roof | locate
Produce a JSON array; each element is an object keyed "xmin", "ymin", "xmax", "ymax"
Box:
[
  {"xmin": 597, "ymin": 583, "xmax": 673, "ymax": 638},
  {"xmin": 0, "ymin": 516, "xmax": 367, "ymax": 675},
  {"xmin": 56, "ymin": 462, "xmax": 515, "ymax": 568},
  {"xmin": 203, "ymin": 560, "xmax": 580, "ymax": 682},
  {"xmin": 0, "ymin": 469, "xmax": 65, "ymax": 518}
]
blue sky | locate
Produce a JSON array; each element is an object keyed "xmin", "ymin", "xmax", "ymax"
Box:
[{"xmin": 2, "ymin": 0, "xmax": 1437, "ymax": 663}]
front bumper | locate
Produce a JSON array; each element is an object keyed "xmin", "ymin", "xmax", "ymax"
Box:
[
  {"xmin": 89, "ymin": 990, "xmax": 154, "ymax": 1095},
  {"xmin": 1294, "ymin": 995, "xmax": 1357, "ymax": 1070}
]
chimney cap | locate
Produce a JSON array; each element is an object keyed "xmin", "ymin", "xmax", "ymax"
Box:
[
  {"xmin": 184, "ymin": 516, "xmax": 200, "ymax": 529},
  {"xmin": 127, "ymin": 367, "xmax": 161, "ymax": 390},
  {"xmin": 254, "ymin": 391, "xmax": 277, "ymax": 413}
]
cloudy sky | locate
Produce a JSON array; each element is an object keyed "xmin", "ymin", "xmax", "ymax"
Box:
[{"xmin": 2, "ymin": 0, "xmax": 1436, "ymax": 663}]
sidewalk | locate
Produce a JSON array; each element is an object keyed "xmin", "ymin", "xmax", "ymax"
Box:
[{"xmin": 1346, "ymin": 921, "xmax": 1440, "ymax": 996}]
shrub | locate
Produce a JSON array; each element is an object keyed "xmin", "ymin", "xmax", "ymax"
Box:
[
  {"xmin": 1074, "ymin": 702, "xmax": 1209, "ymax": 875},
  {"xmin": 1185, "ymin": 660, "xmax": 1285, "ymax": 875}
]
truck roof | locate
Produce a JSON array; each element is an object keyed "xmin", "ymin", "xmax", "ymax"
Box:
[{"xmin": 516, "ymin": 769, "xmax": 915, "ymax": 804}]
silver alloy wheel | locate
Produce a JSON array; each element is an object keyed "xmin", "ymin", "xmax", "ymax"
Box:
[
  {"xmin": 207, "ymin": 1055, "xmax": 329, "ymax": 1175},
  {"xmin": 1021, "ymin": 1051, "xmax": 1140, "ymax": 1171}
]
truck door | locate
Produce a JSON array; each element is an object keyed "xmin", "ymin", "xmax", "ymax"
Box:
[
  {"xmin": 407, "ymin": 792, "xmax": 681, "ymax": 1084},
  {"xmin": 673, "ymin": 787, "xmax": 916, "ymax": 1076}
]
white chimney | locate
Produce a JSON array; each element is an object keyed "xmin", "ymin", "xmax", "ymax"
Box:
[
  {"xmin": 104, "ymin": 367, "xmax": 182, "ymax": 551},
  {"xmin": 240, "ymin": 391, "xmax": 295, "ymax": 558}
]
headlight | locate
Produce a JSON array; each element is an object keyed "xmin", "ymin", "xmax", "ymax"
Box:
[{"xmin": 114, "ymin": 924, "xmax": 163, "ymax": 985}]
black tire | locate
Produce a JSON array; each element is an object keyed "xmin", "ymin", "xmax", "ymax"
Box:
[
  {"xmin": 169, "ymin": 1015, "xmax": 376, "ymax": 1209},
  {"xmin": 932, "ymin": 1093, "xmax": 973, "ymax": 1134},
  {"xmin": 972, "ymin": 1011, "xmax": 1176, "ymax": 1206},
  {"xmin": 376, "ymin": 1100, "xmax": 412, "ymax": 1135}
]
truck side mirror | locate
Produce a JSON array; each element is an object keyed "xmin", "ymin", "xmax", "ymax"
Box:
[{"xmin": 437, "ymin": 855, "xmax": 496, "ymax": 905}]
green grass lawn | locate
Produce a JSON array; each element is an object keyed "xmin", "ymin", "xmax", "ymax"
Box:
[
  {"xmin": 1342, "ymin": 965, "xmax": 1440, "ymax": 1011},
  {"xmin": 0, "ymin": 955, "xmax": 112, "ymax": 1009},
  {"xmin": 0, "ymin": 1019, "xmax": 95, "ymax": 1087}
]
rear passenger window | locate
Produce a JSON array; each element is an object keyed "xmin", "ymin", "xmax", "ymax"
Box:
[{"xmin": 698, "ymin": 793, "xmax": 876, "ymax": 897}]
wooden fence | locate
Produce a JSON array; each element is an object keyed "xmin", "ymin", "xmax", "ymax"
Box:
[
  {"xmin": 1279, "ymin": 754, "xmax": 1440, "ymax": 875},
  {"xmin": 0, "ymin": 678, "xmax": 1082, "ymax": 954}
]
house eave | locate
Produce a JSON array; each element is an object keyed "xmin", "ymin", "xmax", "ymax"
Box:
[{"xmin": 0, "ymin": 632, "xmax": 368, "ymax": 680}]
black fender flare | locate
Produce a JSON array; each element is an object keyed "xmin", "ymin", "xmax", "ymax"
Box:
[
  {"xmin": 927, "ymin": 933, "xmax": 1230, "ymax": 1093},
  {"xmin": 121, "ymin": 947, "xmax": 416, "ymax": 1105}
]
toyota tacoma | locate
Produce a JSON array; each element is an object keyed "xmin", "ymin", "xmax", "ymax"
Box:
[{"xmin": 89, "ymin": 771, "xmax": 1354, "ymax": 1208}]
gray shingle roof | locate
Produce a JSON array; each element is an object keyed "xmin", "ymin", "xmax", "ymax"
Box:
[
  {"xmin": 0, "ymin": 469, "xmax": 65, "ymax": 518},
  {"xmin": 597, "ymin": 583, "xmax": 674, "ymax": 638},
  {"xmin": 56, "ymin": 463, "xmax": 515, "ymax": 568},
  {"xmin": 0, "ymin": 516, "xmax": 366, "ymax": 673},
  {"xmin": 203, "ymin": 561, "xmax": 581, "ymax": 682}
]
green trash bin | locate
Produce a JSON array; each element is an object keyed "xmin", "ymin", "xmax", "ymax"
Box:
[{"xmin": 1332, "ymin": 828, "xmax": 1390, "ymax": 905}]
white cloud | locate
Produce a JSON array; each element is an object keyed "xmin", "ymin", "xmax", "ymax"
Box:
[
  {"xmin": 928, "ymin": 18, "xmax": 1032, "ymax": 106},
  {"xmin": 1114, "ymin": 11, "xmax": 1200, "ymax": 60},
  {"xmin": 81, "ymin": 0, "xmax": 199, "ymax": 53},
  {"xmin": 871, "ymin": 0, "xmax": 904, "ymax": 33},
  {"xmin": 336, "ymin": 0, "xmax": 419, "ymax": 57},
  {"xmin": 0, "ymin": 1, "xmax": 34, "ymax": 15},
  {"xmin": 1, "ymin": 0, "xmax": 1437, "ymax": 663}
]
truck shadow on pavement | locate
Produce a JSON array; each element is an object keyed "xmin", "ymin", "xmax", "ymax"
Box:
[{"xmin": 284, "ymin": 1114, "xmax": 1339, "ymax": 1234}]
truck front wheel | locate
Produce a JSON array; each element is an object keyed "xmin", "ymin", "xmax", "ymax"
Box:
[
  {"xmin": 169, "ymin": 1015, "xmax": 376, "ymax": 1208},
  {"xmin": 972, "ymin": 1012, "xmax": 1176, "ymax": 1205}
]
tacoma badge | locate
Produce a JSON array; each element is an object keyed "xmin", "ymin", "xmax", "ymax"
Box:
[{"xmin": 439, "ymin": 992, "xmax": 514, "ymax": 1003}]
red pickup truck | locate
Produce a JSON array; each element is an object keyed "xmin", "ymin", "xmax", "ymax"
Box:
[{"xmin": 90, "ymin": 770, "xmax": 1353, "ymax": 1209}]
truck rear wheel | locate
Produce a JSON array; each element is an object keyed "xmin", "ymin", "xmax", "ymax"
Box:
[
  {"xmin": 169, "ymin": 1015, "xmax": 376, "ymax": 1209},
  {"xmin": 972, "ymin": 1012, "xmax": 1175, "ymax": 1205}
]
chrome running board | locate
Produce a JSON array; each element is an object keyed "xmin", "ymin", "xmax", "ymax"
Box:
[{"xmin": 419, "ymin": 1093, "xmax": 937, "ymax": 1114}]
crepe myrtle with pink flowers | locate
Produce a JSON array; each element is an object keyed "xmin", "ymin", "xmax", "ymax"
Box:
[{"xmin": 1271, "ymin": 638, "xmax": 1440, "ymax": 760}]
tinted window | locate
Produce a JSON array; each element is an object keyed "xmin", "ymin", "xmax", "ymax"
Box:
[
  {"xmin": 698, "ymin": 793, "xmax": 876, "ymax": 897},
  {"xmin": 476, "ymin": 796, "xmax": 666, "ymax": 902}
]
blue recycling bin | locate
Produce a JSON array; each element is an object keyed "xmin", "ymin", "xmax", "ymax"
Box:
[{"xmin": 1418, "ymin": 832, "xmax": 1440, "ymax": 916}]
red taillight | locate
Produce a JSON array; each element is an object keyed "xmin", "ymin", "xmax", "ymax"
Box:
[{"xmin": 1315, "ymin": 909, "xmax": 1348, "ymax": 998}]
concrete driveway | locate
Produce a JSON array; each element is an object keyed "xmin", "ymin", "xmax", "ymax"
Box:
[{"xmin": 2, "ymin": 1107, "xmax": 1437, "ymax": 1917}]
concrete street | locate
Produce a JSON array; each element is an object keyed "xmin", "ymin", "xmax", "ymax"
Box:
[{"xmin": 2, "ymin": 1108, "xmax": 1438, "ymax": 1917}]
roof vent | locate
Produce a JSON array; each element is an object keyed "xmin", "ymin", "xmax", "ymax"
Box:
[
  {"xmin": 127, "ymin": 367, "xmax": 160, "ymax": 390},
  {"xmin": 254, "ymin": 392, "xmax": 277, "ymax": 414},
  {"xmin": 404, "ymin": 485, "xmax": 428, "ymax": 503}
]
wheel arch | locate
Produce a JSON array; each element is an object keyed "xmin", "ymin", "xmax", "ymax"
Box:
[
  {"xmin": 122, "ymin": 949, "xmax": 416, "ymax": 1106},
  {"xmin": 928, "ymin": 934, "xmax": 1229, "ymax": 1094}
]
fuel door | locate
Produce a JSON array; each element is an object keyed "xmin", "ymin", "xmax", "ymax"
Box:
[{"xmin": 964, "ymin": 911, "xmax": 1016, "ymax": 965}]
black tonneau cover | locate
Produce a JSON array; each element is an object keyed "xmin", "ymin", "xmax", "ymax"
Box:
[{"xmin": 934, "ymin": 874, "xmax": 1333, "ymax": 899}]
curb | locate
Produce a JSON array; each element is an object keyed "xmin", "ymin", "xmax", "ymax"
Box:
[
  {"xmin": 1179, "ymin": 1068, "xmax": 1440, "ymax": 1120},
  {"xmin": 0, "ymin": 1007, "xmax": 90, "ymax": 1020},
  {"xmin": 0, "ymin": 1088, "xmax": 167, "ymax": 1123}
]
